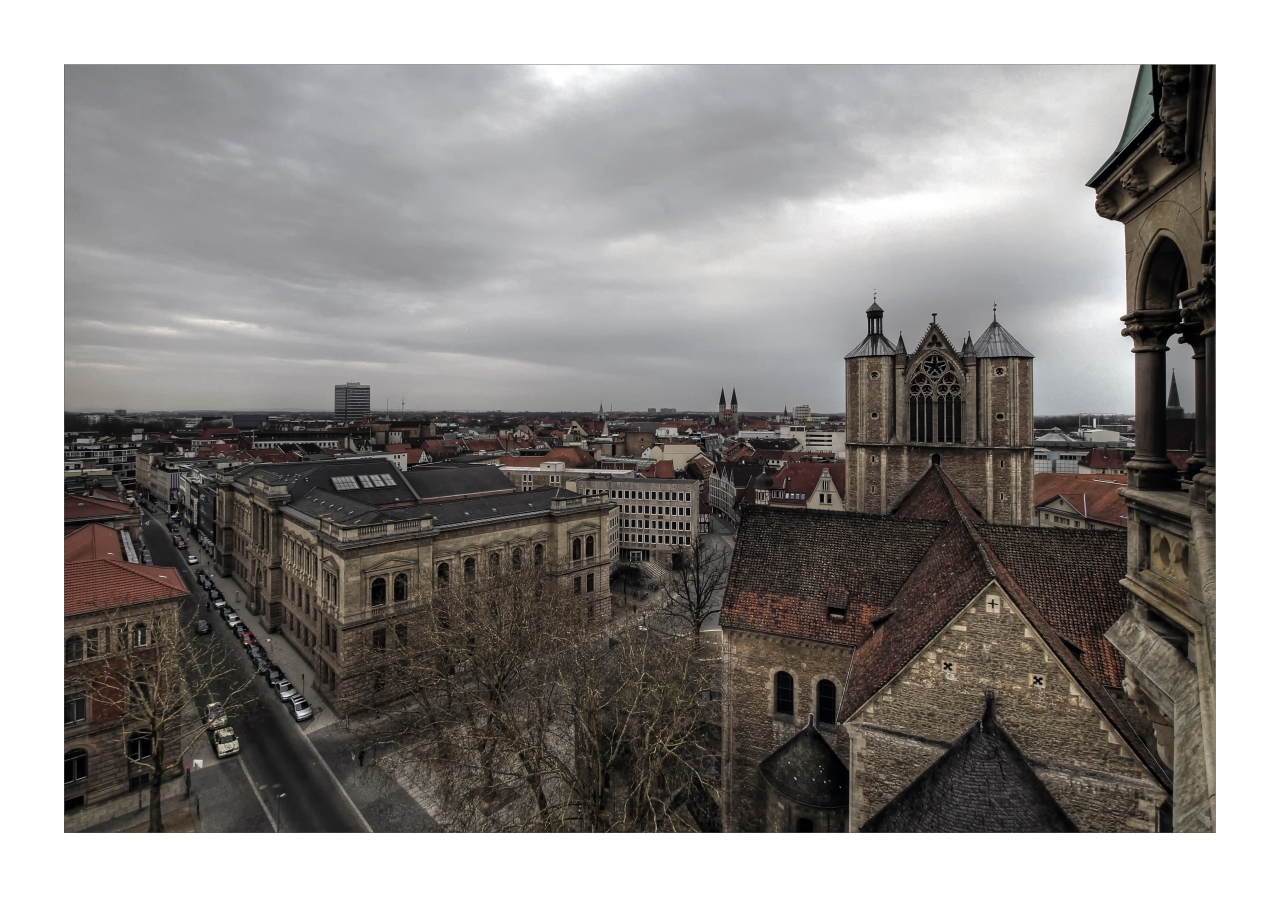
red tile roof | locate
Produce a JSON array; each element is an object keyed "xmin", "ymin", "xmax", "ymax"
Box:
[
  {"xmin": 639, "ymin": 460, "xmax": 677, "ymax": 479},
  {"xmin": 65, "ymin": 493, "xmax": 134, "ymax": 521},
  {"xmin": 1033, "ymin": 473, "xmax": 1127, "ymax": 527},
  {"xmin": 1081, "ymin": 448, "xmax": 1127, "ymax": 470},
  {"xmin": 65, "ymin": 559, "xmax": 188, "ymax": 616},
  {"xmin": 766, "ymin": 462, "xmax": 845, "ymax": 505},
  {"xmin": 64, "ymin": 523, "xmax": 125, "ymax": 563}
]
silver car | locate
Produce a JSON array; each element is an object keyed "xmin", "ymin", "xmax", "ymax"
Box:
[
  {"xmin": 225, "ymin": 612, "xmax": 241, "ymax": 628},
  {"xmin": 288, "ymin": 695, "xmax": 313, "ymax": 722},
  {"xmin": 275, "ymin": 679, "xmax": 298, "ymax": 702}
]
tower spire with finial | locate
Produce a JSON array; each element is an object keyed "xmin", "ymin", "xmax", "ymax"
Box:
[{"xmin": 993, "ymin": 303, "xmax": 998, "ymax": 322}]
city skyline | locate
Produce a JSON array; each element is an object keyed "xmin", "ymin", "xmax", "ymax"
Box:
[{"xmin": 66, "ymin": 65, "xmax": 1190, "ymax": 414}]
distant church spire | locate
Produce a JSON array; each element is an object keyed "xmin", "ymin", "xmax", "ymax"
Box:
[{"xmin": 1167, "ymin": 370, "xmax": 1184, "ymax": 418}]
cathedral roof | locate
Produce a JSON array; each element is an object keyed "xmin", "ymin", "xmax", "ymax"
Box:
[
  {"xmin": 760, "ymin": 716, "xmax": 849, "ymax": 809},
  {"xmin": 845, "ymin": 332, "xmax": 898, "ymax": 358},
  {"xmin": 972, "ymin": 318, "xmax": 1034, "ymax": 358},
  {"xmin": 861, "ymin": 694, "xmax": 1079, "ymax": 832},
  {"xmin": 1087, "ymin": 65, "xmax": 1159, "ymax": 188}
]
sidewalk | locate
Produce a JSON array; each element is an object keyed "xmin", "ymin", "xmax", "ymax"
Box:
[{"xmin": 74, "ymin": 776, "xmax": 195, "ymax": 833}]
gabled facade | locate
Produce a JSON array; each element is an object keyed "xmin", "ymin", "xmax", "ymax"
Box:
[{"xmin": 844, "ymin": 301, "xmax": 1034, "ymax": 524}]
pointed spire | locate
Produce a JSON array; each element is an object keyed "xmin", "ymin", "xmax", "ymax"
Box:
[
  {"xmin": 895, "ymin": 331, "xmax": 907, "ymax": 355},
  {"xmin": 730, "ymin": 387, "xmax": 738, "ymax": 407},
  {"xmin": 1167, "ymin": 369, "xmax": 1182, "ymax": 410},
  {"xmin": 719, "ymin": 387, "xmax": 726, "ymax": 408},
  {"xmin": 961, "ymin": 330, "xmax": 976, "ymax": 357}
]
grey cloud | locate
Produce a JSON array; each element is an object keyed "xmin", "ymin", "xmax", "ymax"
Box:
[{"xmin": 66, "ymin": 64, "xmax": 1145, "ymax": 414}]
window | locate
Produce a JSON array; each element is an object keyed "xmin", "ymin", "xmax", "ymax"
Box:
[
  {"xmin": 869, "ymin": 370, "xmax": 880, "ymax": 381},
  {"xmin": 372, "ymin": 629, "xmax": 386, "ymax": 652},
  {"xmin": 371, "ymin": 577, "xmax": 386, "ymax": 608},
  {"xmin": 65, "ymin": 636, "xmax": 83, "ymax": 664},
  {"xmin": 573, "ymin": 538, "xmax": 582, "ymax": 561},
  {"xmin": 909, "ymin": 352, "xmax": 963, "ymax": 444},
  {"xmin": 942, "ymin": 661, "xmax": 956, "ymax": 681},
  {"xmin": 464, "ymin": 557, "xmax": 476, "ymax": 582},
  {"xmin": 489, "ymin": 552, "xmax": 501, "ymax": 576},
  {"xmin": 394, "ymin": 573, "xmax": 408, "ymax": 602},
  {"xmin": 585, "ymin": 535, "xmax": 595, "ymax": 558},
  {"xmin": 65, "ymin": 749, "xmax": 88, "ymax": 785},
  {"xmin": 1030, "ymin": 673, "xmax": 1045, "ymax": 689},
  {"xmin": 574, "ymin": 576, "xmax": 582, "ymax": 594},
  {"xmin": 994, "ymin": 366, "xmax": 1006, "ymax": 377},
  {"xmin": 774, "ymin": 672, "xmax": 794, "ymax": 716},
  {"xmin": 870, "ymin": 412, "xmax": 879, "ymax": 420},
  {"xmin": 995, "ymin": 412, "xmax": 1006, "ymax": 422},
  {"xmin": 534, "ymin": 544, "xmax": 544, "ymax": 567},
  {"xmin": 395, "ymin": 623, "xmax": 408, "ymax": 646},
  {"xmin": 437, "ymin": 562, "xmax": 450, "ymax": 586},
  {"xmin": 512, "ymin": 548, "xmax": 522, "ymax": 571},
  {"xmin": 86, "ymin": 629, "xmax": 99, "ymax": 658},
  {"xmin": 587, "ymin": 573, "xmax": 595, "ymax": 592},
  {"xmin": 132, "ymin": 624, "xmax": 148, "ymax": 648},
  {"xmin": 128, "ymin": 732, "xmax": 152, "ymax": 762},
  {"xmin": 65, "ymin": 694, "xmax": 86, "ymax": 726},
  {"xmin": 817, "ymin": 679, "xmax": 837, "ymax": 725}
]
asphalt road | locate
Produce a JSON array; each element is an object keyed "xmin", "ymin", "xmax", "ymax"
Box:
[{"xmin": 140, "ymin": 513, "xmax": 367, "ymax": 833}]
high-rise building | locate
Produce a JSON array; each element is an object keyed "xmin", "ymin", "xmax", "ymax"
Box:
[{"xmin": 334, "ymin": 382, "xmax": 371, "ymax": 425}]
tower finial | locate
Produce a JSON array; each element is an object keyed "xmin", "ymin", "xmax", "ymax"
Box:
[
  {"xmin": 993, "ymin": 302, "xmax": 998, "ymax": 322},
  {"xmin": 932, "ymin": 313, "xmax": 937, "ymax": 324}
]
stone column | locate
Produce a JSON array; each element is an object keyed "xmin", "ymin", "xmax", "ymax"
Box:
[
  {"xmin": 1120, "ymin": 309, "xmax": 1182, "ymax": 491},
  {"xmin": 1185, "ymin": 289, "xmax": 1215, "ymax": 507},
  {"xmin": 893, "ymin": 355, "xmax": 908, "ymax": 443},
  {"xmin": 1178, "ymin": 319, "xmax": 1207, "ymax": 482}
]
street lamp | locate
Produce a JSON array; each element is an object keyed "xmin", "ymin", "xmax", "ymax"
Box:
[{"xmin": 276, "ymin": 792, "xmax": 286, "ymax": 832}]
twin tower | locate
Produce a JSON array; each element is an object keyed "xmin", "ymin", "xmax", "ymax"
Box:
[{"xmin": 844, "ymin": 299, "xmax": 1035, "ymax": 524}]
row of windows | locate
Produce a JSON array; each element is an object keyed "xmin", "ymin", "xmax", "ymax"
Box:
[
  {"xmin": 774, "ymin": 672, "xmax": 839, "ymax": 725},
  {"xmin": 610, "ymin": 488, "xmax": 692, "ymax": 502},
  {"xmin": 64, "ymin": 734, "xmax": 152, "ymax": 786},
  {"xmin": 435, "ymin": 542, "xmax": 548, "ymax": 589},
  {"xmin": 65, "ymin": 624, "xmax": 148, "ymax": 664},
  {"xmin": 622, "ymin": 533, "xmax": 690, "ymax": 545},
  {"xmin": 622, "ymin": 518, "xmax": 690, "ymax": 531},
  {"xmin": 620, "ymin": 504, "xmax": 691, "ymax": 517}
]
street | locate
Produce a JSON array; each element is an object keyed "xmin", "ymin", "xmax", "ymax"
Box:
[{"xmin": 140, "ymin": 513, "xmax": 369, "ymax": 833}]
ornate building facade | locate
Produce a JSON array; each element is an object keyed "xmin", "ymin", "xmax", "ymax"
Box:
[
  {"xmin": 1089, "ymin": 64, "xmax": 1216, "ymax": 832},
  {"xmin": 844, "ymin": 300, "xmax": 1034, "ymax": 523}
]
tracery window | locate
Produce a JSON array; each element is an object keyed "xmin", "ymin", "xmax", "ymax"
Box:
[{"xmin": 909, "ymin": 351, "xmax": 963, "ymax": 444}]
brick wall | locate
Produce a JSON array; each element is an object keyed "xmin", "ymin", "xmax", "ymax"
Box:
[
  {"xmin": 722, "ymin": 629, "xmax": 852, "ymax": 832},
  {"xmin": 846, "ymin": 582, "xmax": 1166, "ymax": 832}
]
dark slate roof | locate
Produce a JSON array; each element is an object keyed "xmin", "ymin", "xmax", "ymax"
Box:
[
  {"xmin": 427, "ymin": 487, "xmax": 562, "ymax": 529},
  {"xmin": 972, "ymin": 319, "xmax": 1034, "ymax": 358},
  {"xmin": 975, "ymin": 523, "xmax": 1128, "ymax": 689},
  {"xmin": 759, "ymin": 716, "xmax": 849, "ymax": 809},
  {"xmin": 402, "ymin": 465, "xmax": 516, "ymax": 502},
  {"xmin": 721, "ymin": 506, "xmax": 943, "ymax": 647},
  {"xmin": 233, "ymin": 458, "xmax": 418, "ymax": 506},
  {"xmin": 845, "ymin": 332, "xmax": 898, "ymax": 358},
  {"xmin": 861, "ymin": 694, "xmax": 1078, "ymax": 833}
]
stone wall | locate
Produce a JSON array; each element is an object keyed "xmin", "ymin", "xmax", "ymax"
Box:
[
  {"xmin": 721, "ymin": 629, "xmax": 852, "ymax": 832},
  {"xmin": 846, "ymin": 582, "xmax": 1166, "ymax": 832}
]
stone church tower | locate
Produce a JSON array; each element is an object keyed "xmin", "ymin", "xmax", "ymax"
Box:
[{"xmin": 844, "ymin": 299, "xmax": 1034, "ymax": 523}]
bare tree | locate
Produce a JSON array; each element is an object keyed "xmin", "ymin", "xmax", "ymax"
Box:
[
  {"xmin": 661, "ymin": 538, "xmax": 732, "ymax": 648},
  {"xmin": 90, "ymin": 604, "xmax": 257, "ymax": 831},
  {"xmin": 346, "ymin": 565, "xmax": 721, "ymax": 831}
]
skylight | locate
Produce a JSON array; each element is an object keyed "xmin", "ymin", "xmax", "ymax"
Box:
[
  {"xmin": 357, "ymin": 475, "xmax": 376, "ymax": 488},
  {"xmin": 331, "ymin": 476, "xmax": 358, "ymax": 491}
]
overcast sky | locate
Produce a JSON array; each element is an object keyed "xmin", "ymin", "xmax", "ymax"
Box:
[{"xmin": 65, "ymin": 64, "xmax": 1187, "ymax": 416}]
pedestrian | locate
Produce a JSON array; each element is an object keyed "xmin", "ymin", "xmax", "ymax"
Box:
[
  {"xmin": 358, "ymin": 749, "xmax": 365, "ymax": 767},
  {"xmin": 351, "ymin": 750, "xmax": 356, "ymax": 764}
]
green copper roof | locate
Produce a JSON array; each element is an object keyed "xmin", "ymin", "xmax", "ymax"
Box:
[{"xmin": 1086, "ymin": 65, "xmax": 1158, "ymax": 188}]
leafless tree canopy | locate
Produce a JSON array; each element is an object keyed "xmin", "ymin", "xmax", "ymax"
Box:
[
  {"xmin": 347, "ymin": 568, "xmax": 721, "ymax": 831},
  {"xmin": 86, "ymin": 605, "xmax": 257, "ymax": 832},
  {"xmin": 661, "ymin": 540, "xmax": 732, "ymax": 646}
]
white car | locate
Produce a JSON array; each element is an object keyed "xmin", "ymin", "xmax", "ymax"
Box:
[
  {"xmin": 206, "ymin": 701, "xmax": 227, "ymax": 728},
  {"xmin": 275, "ymin": 679, "xmax": 298, "ymax": 702},
  {"xmin": 212, "ymin": 726, "xmax": 240, "ymax": 758},
  {"xmin": 187, "ymin": 555, "xmax": 198, "ymax": 565},
  {"xmin": 225, "ymin": 612, "xmax": 242, "ymax": 628}
]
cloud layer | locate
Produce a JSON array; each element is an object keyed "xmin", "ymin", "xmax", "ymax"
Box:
[{"xmin": 66, "ymin": 65, "xmax": 1178, "ymax": 415}]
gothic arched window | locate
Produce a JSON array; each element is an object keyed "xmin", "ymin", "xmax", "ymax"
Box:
[
  {"xmin": 774, "ymin": 671, "xmax": 794, "ymax": 717},
  {"xmin": 511, "ymin": 548, "xmax": 522, "ymax": 571},
  {"xmin": 437, "ymin": 562, "xmax": 450, "ymax": 586},
  {"xmin": 371, "ymin": 577, "xmax": 386, "ymax": 608},
  {"xmin": 909, "ymin": 352, "xmax": 963, "ymax": 444}
]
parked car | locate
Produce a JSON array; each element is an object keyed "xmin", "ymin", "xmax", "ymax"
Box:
[
  {"xmin": 232, "ymin": 622, "xmax": 248, "ymax": 638},
  {"xmin": 288, "ymin": 695, "xmax": 313, "ymax": 722},
  {"xmin": 211, "ymin": 726, "xmax": 240, "ymax": 758},
  {"xmin": 275, "ymin": 679, "xmax": 298, "ymax": 702},
  {"xmin": 240, "ymin": 631, "xmax": 258, "ymax": 648},
  {"xmin": 206, "ymin": 702, "xmax": 227, "ymax": 728},
  {"xmin": 195, "ymin": 620, "xmax": 212, "ymax": 636},
  {"xmin": 212, "ymin": 596, "xmax": 227, "ymax": 610},
  {"xmin": 176, "ymin": 540, "xmax": 187, "ymax": 550},
  {"xmin": 225, "ymin": 612, "xmax": 241, "ymax": 628},
  {"xmin": 186, "ymin": 555, "xmax": 198, "ymax": 565},
  {"xmin": 209, "ymin": 589, "xmax": 222, "ymax": 601},
  {"xmin": 247, "ymin": 643, "xmax": 267, "ymax": 661},
  {"xmin": 265, "ymin": 666, "xmax": 284, "ymax": 685},
  {"xmin": 253, "ymin": 655, "xmax": 273, "ymax": 674},
  {"xmin": 219, "ymin": 603, "xmax": 233, "ymax": 619}
]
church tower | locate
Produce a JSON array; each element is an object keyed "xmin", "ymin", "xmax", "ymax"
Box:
[
  {"xmin": 844, "ymin": 299, "xmax": 1035, "ymax": 524},
  {"xmin": 730, "ymin": 387, "xmax": 739, "ymax": 431}
]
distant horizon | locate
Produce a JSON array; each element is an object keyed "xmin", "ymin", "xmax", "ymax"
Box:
[{"xmin": 64, "ymin": 406, "xmax": 1136, "ymax": 419}]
